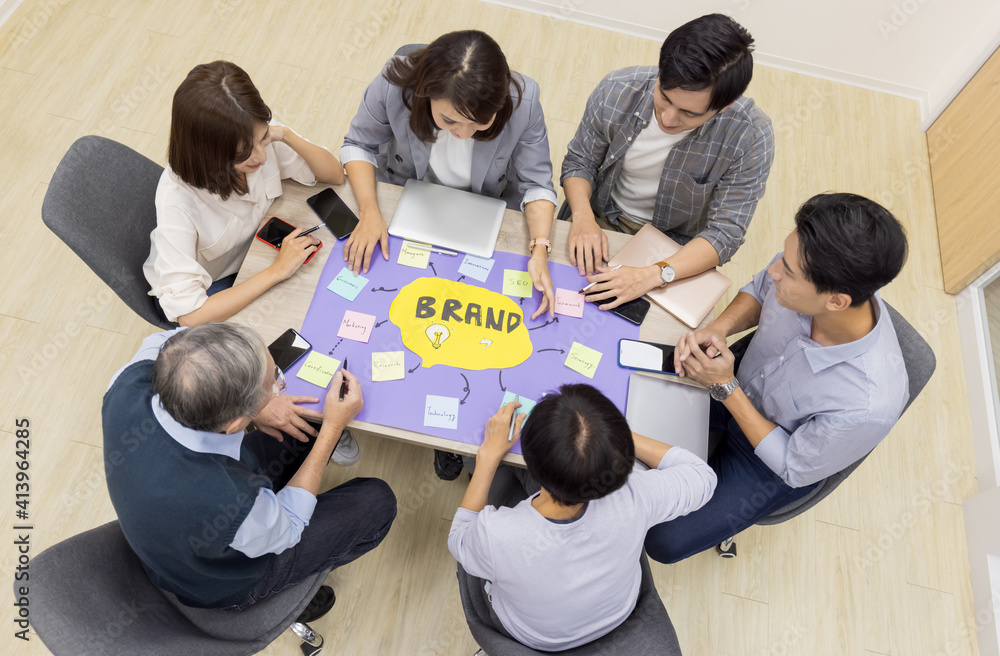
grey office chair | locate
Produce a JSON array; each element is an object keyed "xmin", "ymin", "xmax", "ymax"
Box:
[
  {"xmin": 457, "ymin": 553, "xmax": 683, "ymax": 655},
  {"xmin": 716, "ymin": 301, "xmax": 936, "ymax": 557},
  {"xmin": 26, "ymin": 521, "xmax": 330, "ymax": 656},
  {"xmin": 394, "ymin": 43, "xmax": 427, "ymax": 57},
  {"xmin": 42, "ymin": 135, "xmax": 176, "ymax": 329}
]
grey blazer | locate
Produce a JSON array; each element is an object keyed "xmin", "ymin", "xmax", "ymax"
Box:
[{"xmin": 341, "ymin": 58, "xmax": 558, "ymax": 211}]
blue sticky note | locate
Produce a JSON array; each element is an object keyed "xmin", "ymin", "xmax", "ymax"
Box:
[
  {"xmin": 458, "ymin": 254, "xmax": 495, "ymax": 283},
  {"xmin": 502, "ymin": 390, "xmax": 537, "ymax": 420},
  {"xmin": 327, "ymin": 267, "xmax": 368, "ymax": 301},
  {"xmin": 424, "ymin": 395, "xmax": 460, "ymax": 430}
]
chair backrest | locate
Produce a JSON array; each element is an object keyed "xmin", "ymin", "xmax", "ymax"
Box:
[
  {"xmin": 457, "ymin": 553, "xmax": 682, "ymax": 655},
  {"xmin": 759, "ymin": 301, "xmax": 936, "ymax": 525},
  {"xmin": 25, "ymin": 520, "xmax": 328, "ymax": 656},
  {"xmin": 394, "ymin": 43, "xmax": 427, "ymax": 58},
  {"xmin": 42, "ymin": 135, "xmax": 176, "ymax": 329}
]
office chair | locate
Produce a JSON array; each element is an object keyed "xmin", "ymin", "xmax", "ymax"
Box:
[
  {"xmin": 716, "ymin": 302, "xmax": 936, "ymax": 557},
  {"xmin": 395, "ymin": 43, "xmax": 427, "ymax": 57},
  {"xmin": 25, "ymin": 521, "xmax": 330, "ymax": 656},
  {"xmin": 457, "ymin": 553, "xmax": 683, "ymax": 655},
  {"xmin": 42, "ymin": 135, "xmax": 176, "ymax": 329}
]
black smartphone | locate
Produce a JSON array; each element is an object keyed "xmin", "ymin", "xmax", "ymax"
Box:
[
  {"xmin": 307, "ymin": 188, "xmax": 359, "ymax": 240},
  {"xmin": 586, "ymin": 292, "xmax": 651, "ymax": 326},
  {"xmin": 268, "ymin": 328, "xmax": 312, "ymax": 371},
  {"xmin": 255, "ymin": 217, "xmax": 321, "ymax": 263},
  {"xmin": 617, "ymin": 338, "xmax": 677, "ymax": 375}
]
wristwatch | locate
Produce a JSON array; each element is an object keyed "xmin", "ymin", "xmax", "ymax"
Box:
[
  {"xmin": 709, "ymin": 378, "xmax": 740, "ymax": 402},
  {"xmin": 529, "ymin": 238, "xmax": 551, "ymax": 254},
  {"xmin": 655, "ymin": 260, "xmax": 676, "ymax": 286}
]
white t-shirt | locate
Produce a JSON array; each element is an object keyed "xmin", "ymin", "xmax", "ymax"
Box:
[
  {"xmin": 448, "ymin": 447, "xmax": 717, "ymax": 651},
  {"xmin": 611, "ymin": 122, "xmax": 693, "ymax": 224},
  {"xmin": 425, "ymin": 129, "xmax": 474, "ymax": 191},
  {"xmin": 144, "ymin": 135, "xmax": 318, "ymax": 322}
]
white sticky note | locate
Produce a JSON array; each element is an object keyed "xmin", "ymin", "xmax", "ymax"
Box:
[
  {"xmin": 458, "ymin": 254, "xmax": 496, "ymax": 282},
  {"xmin": 424, "ymin": 395, "xmax": 459, "ymax": 430}
]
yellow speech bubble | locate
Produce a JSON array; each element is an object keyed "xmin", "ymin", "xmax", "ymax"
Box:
[{"xmin": 389, "ymin": 278, "xmax": 533, "ymax": 370}]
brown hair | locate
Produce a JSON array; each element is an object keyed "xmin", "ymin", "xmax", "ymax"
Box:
[
  {"xmin": 168, "ymin": 61, "xmax": 272, "ymax": 200},
  {"xmin": 384, "ymin": 30, "xmax": 522, "ymax": 143}
]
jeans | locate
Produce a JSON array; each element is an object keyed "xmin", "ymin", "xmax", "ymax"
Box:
[
  {"xmin": 228, "ymin": 431, "xmax": 397, "ymax": 609},
  {"xmin": 206, "ymin": 273, "xmax": 238, "ymax": 296},
  {"xmin": 644, "ymin": 402, "xmax": 818, "ymax": 564}
]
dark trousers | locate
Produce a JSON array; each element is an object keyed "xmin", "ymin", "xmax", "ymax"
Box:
[
  {"xmin": 230, "ymin": 431, "xmax": 397, "ymax": 609},
  {"xmin": 643, "ymin": 403, "xmax": 817, "ymax": 564}
]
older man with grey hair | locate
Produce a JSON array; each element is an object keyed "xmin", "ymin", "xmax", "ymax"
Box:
[{"xmin": 102, "ymin": 323, "xmax": 396, "ymax": 620}]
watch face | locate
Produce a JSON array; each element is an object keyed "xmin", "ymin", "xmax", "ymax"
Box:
[{"xmin": 661, "ymin": 266, "xmax": 676, "ymax": 283}]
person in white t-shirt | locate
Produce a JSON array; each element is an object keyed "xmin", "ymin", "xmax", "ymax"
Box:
[
  {"xmin": 144, "ymin": 60, "xmax": 344, "ymax": 330},
  {"xmin": 341, "ymin": 30, "xmax": 559, "ymax": 321}
]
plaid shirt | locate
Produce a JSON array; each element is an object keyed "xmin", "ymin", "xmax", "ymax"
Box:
[{"xmin": 560, "ymin": 67, "xmax": 774, "ymax": 264}]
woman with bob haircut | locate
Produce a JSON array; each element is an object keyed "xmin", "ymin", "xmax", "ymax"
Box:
[
  {"xmin": 144, "ymin": 60, "xmax": 344, "ymax": 328},
  {"xmin": 341, "ymin": 30, "xmax": 558, "ymax": 320},
  {"xmin": 448, "ymin": 384, "xmax": 716, "ymax": 651}
]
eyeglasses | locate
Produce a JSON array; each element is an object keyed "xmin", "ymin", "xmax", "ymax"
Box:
[{"xmin": 272, "ymin": 365, "xmax": 287, "ymax": 397}]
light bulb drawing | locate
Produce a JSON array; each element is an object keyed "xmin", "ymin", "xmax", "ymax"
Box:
[{"xmin": 425, "ymin": 324, "xmax": 452, "ymax": 349}]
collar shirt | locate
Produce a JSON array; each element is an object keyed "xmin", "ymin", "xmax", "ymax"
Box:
[
  {"xmin": 736, "ymin": 254, "xmax": 908, "ymax": 488},
  {"xmin": 144, "ymin": 134, "xmax": 318, "ymax": 322},
  {"xmin": 560, "ymin": 66, "xmax": 774, "ymax": 264}
]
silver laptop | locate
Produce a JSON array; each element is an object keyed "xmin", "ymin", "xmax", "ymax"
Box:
[
  {"xmin": 625, "ymin": 372, "xmax": 710, "ymax": 470},
  {"xmin": 388, "ymin": 179, "xmax": 507, "ymax": 258}
]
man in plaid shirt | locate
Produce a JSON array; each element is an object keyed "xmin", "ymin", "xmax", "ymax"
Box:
[{"xmin": 561, "ymin": 14, "xmax": 774, "ymax": 310}]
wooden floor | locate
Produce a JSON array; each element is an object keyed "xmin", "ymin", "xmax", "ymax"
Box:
[{"xmin": 0, "ymin": 1, "xmax": 980, "ymax": 654}]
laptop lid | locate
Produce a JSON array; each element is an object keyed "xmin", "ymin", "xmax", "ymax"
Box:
[
  {"xmin": 388, "ymin": 179, "xmax": 506, "ymax": 258},
  {"xmin": 608, "ymin": 224, "xmax": 732, "ymax": 328},
  {"xmin": 626, "ymin": 372, "xmax": 710, "ymax": 467}
]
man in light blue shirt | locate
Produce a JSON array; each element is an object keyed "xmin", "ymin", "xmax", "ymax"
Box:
[
  {"xmin": 644, "ymin": 192, "xmax": 909, "ymax": 563},
  {"xmin": 103, "ymin": 323, "xmax": 396, "ymax": 615}
]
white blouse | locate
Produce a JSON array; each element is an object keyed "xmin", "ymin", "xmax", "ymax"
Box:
[
  {"xmin": 144, "ymin": 137, "xmax": 318, "ymax": 322},
  {"xmin": 425, "ymin": 129, "xmax": 474, "ymax": 191}
]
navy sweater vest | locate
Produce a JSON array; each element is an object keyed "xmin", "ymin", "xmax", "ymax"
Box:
[{"xmin": 103, "ymin": 361, "xmax": 274, "ymax": 608}]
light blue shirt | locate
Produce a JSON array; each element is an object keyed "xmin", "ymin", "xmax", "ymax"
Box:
[
  {"xmin": 109, "ymin": 329, "xmax": 316, "ymax": 558},
  {"xmin": 737, "ymin": 255, "xmax": 908, "ymax": 488}
]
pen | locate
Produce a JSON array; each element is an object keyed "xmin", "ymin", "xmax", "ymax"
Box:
[
  {"xmin": 409, "ymin": 242, "xmax": 459, "ymax": 257},
  {"xmin": 507, "ymin": 394, "xmax": 520, "ymax": 442},
  {"xmin": 338, "ymin": 358, "xmax": 349, "ymax": 401},
  {"xmin": 298, "ymin": 223, "xmax": 325, "ymax": 237},
  {"xmin": 579, "ymin": 264, "xmax": 623, "ymax": 294}
]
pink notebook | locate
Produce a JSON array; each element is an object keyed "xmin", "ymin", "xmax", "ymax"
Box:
[{"xmin": 608, "ymin": 224, "xmax": 731, "ymax": 328}]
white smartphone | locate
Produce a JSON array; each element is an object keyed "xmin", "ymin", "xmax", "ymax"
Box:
[{"xmin": 617, "ymin": 338, "xmax": 677, "ymax": 375}]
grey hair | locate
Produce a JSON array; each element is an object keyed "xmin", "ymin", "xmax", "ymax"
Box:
[{"xmin": 152, "ymin": 323, "xmax": 269, "ymax": 433}]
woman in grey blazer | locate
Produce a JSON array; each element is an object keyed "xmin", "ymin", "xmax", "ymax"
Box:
[{"xmin": 340, "ymin": 30, "xmax": 557, "ymax": 321}]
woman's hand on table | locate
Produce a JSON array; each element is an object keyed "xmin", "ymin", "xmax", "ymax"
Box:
[
  {"xmin": 268, "ymin": 227, "xmax": 321, "ymax": 281},
  {"xmin": 344, "ymin": 208, "xmax": 389, "ymax": 275},
  {"xmin": 527, "ymin": 251, "xmax": 555, "ymax": 320}
]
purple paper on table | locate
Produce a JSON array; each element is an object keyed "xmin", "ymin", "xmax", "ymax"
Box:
[{"xmin": 284, "ymin": 236, "xmax": 640, "ymax": 454}]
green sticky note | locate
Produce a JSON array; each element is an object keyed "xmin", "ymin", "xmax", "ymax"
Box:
[
  {"xmin": 502, "ymin": 390, "xmax": 537, "ymax": 419},
  {"xmin": 503, "ymin": 269, "xmax": 534, "ymax": 298},
  {"xmin": 296, "ymin": 351, "xmax": 341, "ymax": 388},
  {"xmin": 371, "ymin": 351, "xmax": 405, "ymax": 382},
  {"xmin": 398, "ymin": 241, "xmax": 432, "ymax": 269},
  {"xmin": 565, "ymin": 342, "xmax": 602, "ymax": 378}
]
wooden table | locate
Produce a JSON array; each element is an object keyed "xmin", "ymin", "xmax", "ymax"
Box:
[{"xmin": 231, "ymin": 181, "xmax": 703, "ymax": 465}]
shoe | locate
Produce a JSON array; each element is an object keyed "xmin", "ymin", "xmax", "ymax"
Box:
[
  {"xmin": 434, "ymin": 449, "xmax": 464, "ymax": 481},
  {"xmin": 296, "ymin": 585, "xmax": 336, "ymax": 623},
  {"xmin": 330, "ymin": 430, "xmax": 361, "ymax": 466}
]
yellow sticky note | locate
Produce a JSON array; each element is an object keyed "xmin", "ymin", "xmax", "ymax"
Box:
[
  {"xmin": 371, "ymin": 351, "xmax": 405, "ymax": 382},
  {"xmin": 398, "ymin": 241, "xmax": 431, "ymax": 269},
  {"xmin": 296, "ymin": 352, "xmax": 341, "ymax": 388},
  {"xmin": 503, "ymin": 269, "xmax": 534, "ymax": 298},
  {"xmin": 565, "ymin": 342, "xmax": 602, "ymax": 378}
]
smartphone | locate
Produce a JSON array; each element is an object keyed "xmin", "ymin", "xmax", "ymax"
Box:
[
  {"xmin": 617, "ymin": 338, "xmax": 677, "ymax": 375},
  {"xmin": 255, "ymin": 217, "xmax": 322, "ymax": 263},
  {"xmin": 268, "ymin": 328, "xmax": 312, "ymax": 372},
  {"xmin": 307, "ymin": 188, "xmax": 360, "ymax": 240},
  {"xmin": 585, "ymin": 292, "xmax": 651, "ymax": 326}
]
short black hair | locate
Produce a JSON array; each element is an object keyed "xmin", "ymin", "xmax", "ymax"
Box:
[
  {"xmin": 793, "ymin": 193, "xmax": 908, "ymax": 307},
  {"xmin": 520, "ymin": 385, "xmax": 634, "ymax": 506},
  {"xmin": 658, "ymin": 14, "xmax": 755, "ymax": 111}
]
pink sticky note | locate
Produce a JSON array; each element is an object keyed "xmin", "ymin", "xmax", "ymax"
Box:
[
  {"xmin": 554, "ymin": 288, "xmax": 585, "ymax": 318},
  {"xmin": 337, "ymin": 310, "xmax": 376, "ymax": 343}
]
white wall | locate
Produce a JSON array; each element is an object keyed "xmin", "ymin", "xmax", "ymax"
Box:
[{"xmin": 484, "ymin": 0, "xmax": 1000, "ymax": 129}]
